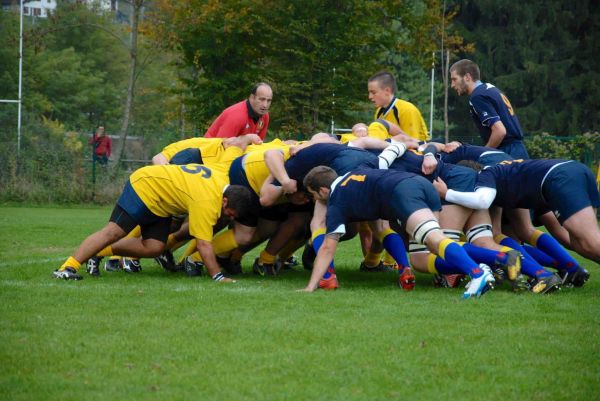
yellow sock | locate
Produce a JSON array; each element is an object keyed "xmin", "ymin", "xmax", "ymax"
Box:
[
  {"xmin": 529, "ymin": 229, "xmax": 544, "ymax": 246},
  {"xmin": 382, "ymin": 251, "xmax": 396, "ymax": 266},
  {"xmin": 190, "ymin": 251, "xmax": 203, "ymax": 262},
  {"xmin": 127, "ymin": 225, "xmax": 142, "ymax": 238},
  {"xmin": 494, "ymin": 234, "xmax": 508, "ymax": 244},
  {"xmin": 97, "ymin": 245, "xmax": 113, "ymax": 257},
  {"xmin": 166, "ymin": 234, "xmax": 186, "ymax": 251},
  {"xmin": 311, "ymin": 227, "xmax": 326, "ymax": 243},
  {"xmin": 212, "ymin": 229, "xmax": 238, "ymax": 255},
  {"xmin": 437, "ymin": 238, "xmax": 453, "ymax": 259},
  {"xmin": 178, "ymin": 240, "xmax": 197, "ymax": 264},
  {"xmin": 363, "ymin": 250, "xmax": 382, "ymax": 267},
  {"xmin": 259, "ymin": 250, "xmax": 276, "ymax": 265},
  {"xmin": 427, "ymin": 253, "xmax": 439, "ymax": 274},
  {"xmin": 60, "ymin": 256, "xmax": 81, "ymax": 271}
]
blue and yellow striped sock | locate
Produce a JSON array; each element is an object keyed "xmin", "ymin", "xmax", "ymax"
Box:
[
  {"xmin": 311, "ymin": 228, "xmax": 335, "ymax": 279},
  {"xmin": 381, "ymin": 228, "xmax": 409, "ymax": 272},
  {"xmin": 438, "ymin": 238, "xmax": 482, "ymax": 277},
  {"xmin": 529, "ymin": 230, "xmax": 579, "ymax": 272}
]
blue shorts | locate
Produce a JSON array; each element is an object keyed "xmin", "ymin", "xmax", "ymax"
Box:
[
  {"xmin": 170, "ymin": 148, "xmax": 203, "ymax": 165},
  {"xmin": 542, "ymin": 162, "xmax": 600, "ymax": 224},
  {"xmin": 389, "ymin": 175, "xmax": 441, "ymax": 227},
  {"xmin": 114, "ymin": 182, "xmax": 171, "ymax": 242},
  {"xmin": 499, "ymin": 141, "xmax": 529, "ymax": 160}
]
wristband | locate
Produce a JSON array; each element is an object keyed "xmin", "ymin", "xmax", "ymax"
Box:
[{"xmin": 212, "ymin": 272, "xmax": 226, "ymax": 282}]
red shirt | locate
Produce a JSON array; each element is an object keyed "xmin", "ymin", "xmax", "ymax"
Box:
[
  {"xmin": 205, "ymin": 100, "xmax": 269, "ymax": 140},
  {"xmin": 89, "ymin": 134, "xmax": 112, "ymax": 157}
]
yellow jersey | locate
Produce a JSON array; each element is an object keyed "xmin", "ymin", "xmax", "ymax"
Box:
[
  {"xmin": 130, "ymin": 146, "xmax": 243, "ymax": 241},
  {"xmin": 160, "ymin": 137, "xmax": 225, "ymax": 164},
  {"xmin": 243, "ymin": 144, "xmax": 292, "ymax": 195},
  {"xmin": 374, "ymin": 98, "xmax": 429, "ymax": 141}
]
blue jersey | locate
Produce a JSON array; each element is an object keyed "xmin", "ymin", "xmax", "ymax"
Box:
[
  {"xmin": 475, "ymin": 159, "xmax": 568, "ymax": 210},
  {"xmin": 325, "ymin": 169, "xmax": 417, "ymax": 234},
  {"xmin": 284, "ymin": 143, "xmax": 378, "ymax": 184},
  {"xmin": 469, "ymin": 83, "xmax": 525, "ymax": 146},
  {"xmin": 440, "ymin": 144, "xmax": 513, "ymax": 167}
]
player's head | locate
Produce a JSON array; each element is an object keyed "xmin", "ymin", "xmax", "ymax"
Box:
[
  {"xmin": 450, "ymin": 59, "xmax": 480, "ymax": 96},
  {"xmin": 96, "ymin": 125, "xmax": 105, "ymax": 136},
  {"xmin": 457, "ymin": 159, "xmax": 484, "ymax": 172},
  {"xmin": 303, "ymin": 166, "xmax": 338, "ymax": 202},
  {"xmin": 222, "ymin": 185, "xmax": 253, "ymax": 219},
  {"xmin": 368, "ymin": 71, "xmax": 396, "ymax": 108},
  {"xmin": 249, "ymin": 82, "xmax": 273, "ymax": 116},
  {"xmin": 351, "ymin": 123, "xmax": 368, "ymax": 137}
]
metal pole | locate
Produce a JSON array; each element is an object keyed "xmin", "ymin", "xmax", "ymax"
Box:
[
  {"xmin": 429, "ymin": 52, "xmax": 435, "ymax": 136},
  {"xmin": 17, "ymin": 0, "xmax": 24, "ymax": 156}
]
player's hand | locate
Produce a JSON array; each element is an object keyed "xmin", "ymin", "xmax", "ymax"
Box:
[
  {"xmin": 218, "ymin": 277, "xmax": 237, "ymax": 283},
  {"xmin": 246, "ymin": 134, "xmax": 263, "ymax": 145},
  {"xmin": 432, "ymin": 177, "xmax": 448, "ymax": 198},
  {"xmin": 443, "ymin": 141, "xmax": 461, "ymax": 153},
  {"xmin": 281, "ymin": 179, "xmax": 298, "ymax": 195},
  {"xmin": 296, "ymin": 286, "xmax": 316, "ymax": 293},
  {"xmin": 421, "ymin": 155, "xmax": 438, "ymax": 175}
]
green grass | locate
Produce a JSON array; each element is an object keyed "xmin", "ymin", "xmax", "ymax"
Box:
[{"xmin": 1, "ymin": 206, "xmax": 599, "ymax": 401}]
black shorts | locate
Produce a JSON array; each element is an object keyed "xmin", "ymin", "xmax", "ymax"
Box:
[{"xmin": 109, "ymin": 204, "xmax": 171, "ymax": 243}]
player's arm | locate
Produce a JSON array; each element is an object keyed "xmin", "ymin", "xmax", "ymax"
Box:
[
  {"xmin": 152, "ymin": 152, "xmax": 170, "ymax": 165},
  {"xmin": 443, "ymin": 141, "xmax": 462, "ymax": 153},
  {"xmin": 421, "ymin": 143, "xmax": 439, "ymax": 175},
  {"xmin": 433, "ymin": 177, "xmax": 497, "ymax": 210},
  {"xmin": 265, "ymin": 149, "xmax": 296, "ymax": 194},
  {"xmin": 259, "ymin": 174, "xmax": 284, "ymax": 207},
  {"xmin": 486, "ymin": 121, "xmax": 507, "ymax": 149},
  {"xmin": 196, "ymin": 239, "xmax": 235, "ymax": 283},
  {"xmin": 299, "ymin": 233, "xmax": 341, "ymax": 292},
  {"xmin": 348, "ymin": 136, "xmax": 390, "ymax": 150},
  {"xmin": 224, "ymin": 134, "xmax": 262, "ymax": 150}
]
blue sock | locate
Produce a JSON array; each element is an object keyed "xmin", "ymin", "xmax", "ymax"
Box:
[
  {"xmin": 439, "ymin": 239, "xmax": 482, "ymax": 278},
  {"xmin": 462, "ymin": 243, "xmax": 507, "ymax": 266},
  {"xmin": 497, "ymin": 235, "xmax": 553, "ymax": 278},
  {"xmin": 312, "ymin": 231, "xmax": 335, "ymax": 279},
  {"xmin": 522, "ymin": 244, "xmax": 559, "ymax": 268},
  {"xmin": 382, "ymin": 231, "xmax": 410, "ymax": 273},
  {"xmin": 530, "ymin": 231, "xmax": 579, "ymax": 272},
  {"xmin": 497, "ymin": 236, "xmax": 536, "ymax": 263},
  {"xmin": 432, "ymin": 256, "xmax": 465, "ymax": 275}
]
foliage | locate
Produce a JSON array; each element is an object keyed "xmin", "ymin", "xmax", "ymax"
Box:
[
  {"xmin": 525, "ymin": 132, "xmax": 600, "ymax": 166},
  {"xmin": 150, "ymin": 0, "xmax": 448, "ymax": 136},
  {"xmin": 450, "ymin": 0, "xmax": 599, "ymax": 136}
]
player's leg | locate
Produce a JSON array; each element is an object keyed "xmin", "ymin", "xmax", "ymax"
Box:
[{"xmin": 562, "ymin": 206, "xmax": 600, "ymax": 263}]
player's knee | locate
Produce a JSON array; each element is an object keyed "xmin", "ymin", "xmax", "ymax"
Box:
[
  {"xmin": 412, "ymin": 219, "xmax": 441, "ymax": 245},
  {"xmin": 465, "ymin": 224, "xmax": 493, "ymax": 243}
]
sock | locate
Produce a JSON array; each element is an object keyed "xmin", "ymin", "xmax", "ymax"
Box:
[
  {"xmin": 495, "ymin": 234, "xmax": 535, "ymax": 262},
  {"xmin": 520, "ymin": 257, "xmax": 553, "ymax": 279},
  {"xmin": 178, "ymin": 240, "xmax": 197, "ymax": 264},
  {"xmin": 382, "ymin": 251, "xmax": 396, "ymax": 266},
  {"xmin": 462, "ymin": 243, "xmax": 514, "ymax": 267},
  {"xmin": 495, "ymin": 235, "xmax": 552, "ymax": 279},
  {"xmin": 522, "ymin": 244, "xmax": 559, "ymax": 268},
  {"xmin": 381, "ymin": 229, "xmax": 410, "ymax": 272},
  {"xmin": 529, "ymin": 230, "xmax": 579, "ymax": 272},
  {"xmin": 97, "ymin": 245, "xmax": 113, "ymax": 257},
  {"xmin": 426, "ymin": 253, "xmax": 464, "ymax": 275},
  {"xmin": 212, "ymin": 229, "xmax": 238, "ymax": 255},
  {"xmin": 127, "ymin": 225, "xmax": 142, "ymax": 238},
  {"xmin": 312, "ymin": 228, "xmax": 335, "ymax": 278},
  {"xmin": 165, "ymin": 234, "xmax": 186, "ymax": 251},
  {"xmin": 363, "ymin": 250, "xmax": 382, "ymax": 267},
  {"xmin": 60, "ymin": 256, "xmax": 81, "ymax": 271},
  {"xmin": 259, "ymin": 250, "xmax": 276, "ymax": 265},
  {"xmin": 438, "ymin": 238, "xmax": 482, "ymax": 278}
]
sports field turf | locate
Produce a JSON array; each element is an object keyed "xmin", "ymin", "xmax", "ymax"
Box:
[{"xmin": 1, "ymin": 206, "xmax": 599, "ymax": 401}]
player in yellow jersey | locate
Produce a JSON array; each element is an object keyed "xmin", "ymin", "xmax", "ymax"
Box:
[
  {"xmin": 53, "ymin": 144, "xmax": 253, "ymax": 283},
  {"xmin": 368, "ymin": 71, "xmax": 430, "ymax": 142}
]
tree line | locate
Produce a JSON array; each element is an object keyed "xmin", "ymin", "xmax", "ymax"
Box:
[{"xmin": 0, "ymin": 0, "xmax": 597, "ymax": 203}]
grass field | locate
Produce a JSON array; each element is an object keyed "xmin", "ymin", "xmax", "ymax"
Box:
[{"xmin": 1, "ymin": 206, "xmax": 599, "ymax": 401}]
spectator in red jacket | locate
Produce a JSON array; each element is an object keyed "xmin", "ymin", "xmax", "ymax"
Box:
[
  {"xmin": 205, "ymin": 83, "xmax": 272, "ymax": 140},
  {"xmin": 89, "ymin": 125, "xmax": 112, "ymax": 165}
]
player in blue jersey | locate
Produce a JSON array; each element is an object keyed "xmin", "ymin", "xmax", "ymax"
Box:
[
  {"xmin": 434, "ymin": 159, "xmax": 600, "ymax": 287},
  {"xmin": 299, "ymin": 166, "xmax": 495, "ymax": 299},
  {"xmin": 450, "ymin": 59, "xmax": 529, "ymax": 160}
]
